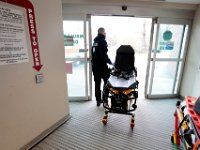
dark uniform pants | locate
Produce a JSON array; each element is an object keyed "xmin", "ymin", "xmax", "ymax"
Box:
[{"xmin": 92, "ymin": 65, "xmax": 110, "ymax": 103}]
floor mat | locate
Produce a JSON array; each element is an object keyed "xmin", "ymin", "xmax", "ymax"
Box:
[{"xmin": 32, "ymin": 98, "xmax": 183, "ymax": 150}]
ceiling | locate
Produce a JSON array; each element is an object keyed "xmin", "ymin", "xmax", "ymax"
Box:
[
  {"xmin": 62, "ymin": 0, "xmax": 200, "ymax": 5},
  {"xmin": 165, "ymin": 0, "xmax": 200, "ymax": 4},
  {"xmin": 62, "ymin": 0, "xmax": 200, "ymax": 10}
]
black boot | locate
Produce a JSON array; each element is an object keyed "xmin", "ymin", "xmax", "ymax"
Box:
[
  {"xmin": 96, "ymin": 91, "xmax": 101, "ymax": 107},
  {"xmin": 97, "ymin": 100, "xmax": 101, "ymax": 107}
]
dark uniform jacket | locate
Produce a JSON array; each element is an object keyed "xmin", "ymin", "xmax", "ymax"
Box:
[
  {"xmin": 91, "ymin": 34, "xmax": 112, "ymax": 68},
  {"xmin": 91, "ymin": 34, "xmax": 112, "ymax": 81}
]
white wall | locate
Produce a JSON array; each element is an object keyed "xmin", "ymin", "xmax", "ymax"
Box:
[
  {"xmin": 0, "ymin": 0, "xmax": 69, "ymax": 150},
  {"xmin": 62, "ymin": 3, "xmax": 195, "ymax": 20},
  {"xmin": 180, "ymin": 5, "xmax": 200, "ymax": 97}
]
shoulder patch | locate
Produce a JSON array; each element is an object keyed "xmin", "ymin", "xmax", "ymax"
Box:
[{"xmin": 93, "ymin": 42, "xmax": 98, "ymax": 46}]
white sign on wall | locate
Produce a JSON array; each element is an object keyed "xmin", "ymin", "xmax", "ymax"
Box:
[{"xmin": 0, "ymin": 5, "xmax": 29, "ymax": 65}]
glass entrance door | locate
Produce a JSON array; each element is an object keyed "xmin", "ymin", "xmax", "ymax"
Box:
[
  {"xmin": 63, "ymin": 16, "xmax": 91, "ymax": 101},
  {"xmin": 145, "ymin": 18, "xmax": 191, "ymax": 98}
]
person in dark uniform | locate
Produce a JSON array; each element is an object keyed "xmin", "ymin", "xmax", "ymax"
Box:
[{"xmin": 91, "ymin": 27, "xmax": 112, "ymax": 107}]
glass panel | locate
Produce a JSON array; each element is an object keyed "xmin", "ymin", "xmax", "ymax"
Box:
[
  {"xmin": 180, "ymin": 25, "xmax": 188, "ymax": 59},
  {"xmin": 86, "ymin": 21, "xmax": 90, "ymax": 58},
  {"xmin": 87, "ymin": 61, "xmax": 91, "ymax": 97},
  {"xmin": 174, "ymin": 61, "xmax": 182, "ymax": 94},
  {"xmin": 151, "ymin": 23, "xmax": 157, "ymax": 58},
  {"xmin": 156, "ymin": 24, "xmax": 184, "ymax": 59},
  {"xmin": 91, "ymin": 16, "xmax": 152, "ymax": 63},
  {"xmin": 66, "ymin": 60, "xmax": 86, "ymax": 97},
  {"xmin": 147, "ymin": 61, "xmax": 153, "ymax": 95},
  {"xmin": 151, "ymin": 61, "xmax": 178, "ymax": 95},
  {"xmin": 63, "ymin": 21, "xmax": 85, "ymax": 58}
]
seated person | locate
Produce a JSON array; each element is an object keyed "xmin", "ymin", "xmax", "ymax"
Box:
[{"xmin": 113, "ymin": 45, "xmax": 137, "ymax": 78}]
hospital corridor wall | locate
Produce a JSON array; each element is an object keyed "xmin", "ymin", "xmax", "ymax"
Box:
[
  {"xmin": 0, "ymin": 0, "xmax": 69, "ymax": 150},
  {"xmin": 180, "ymin": 5, "xmax": 200, "ymax": 98}
]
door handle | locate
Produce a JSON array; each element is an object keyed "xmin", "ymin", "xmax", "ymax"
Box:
[
  {"xmin": 79, "ymin": 49, "xmax": 88, "ymax": 52},
  {"xmin": 87, "ymin": 57, "xmax": 92, "ymax": 61}
]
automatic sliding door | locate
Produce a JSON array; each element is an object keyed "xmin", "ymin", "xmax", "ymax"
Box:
[
  {"xmin": 146, "ymin": 18, "xmax": 191, "ymax": 98},
  {"xmin": 63, "ymin": 19, "xmax": 91, "ymax": 101}
]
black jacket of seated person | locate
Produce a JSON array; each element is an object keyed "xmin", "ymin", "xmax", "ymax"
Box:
[
  {"xmin": 114, "ymin": 45, "xmax": 136, "ymax": 74},
  {"xmin": 91, "ymin": 33, "xmax": 112, "ymax": 106}
]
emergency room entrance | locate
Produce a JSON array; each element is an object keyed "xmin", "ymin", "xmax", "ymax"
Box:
[
  {"xmin": 91, "ymin": 15, "xmax": 152, "ymax": 99},
  {"xmin": 63, "ymin": 15, "xmax": 152, "ymax": 101},
  {"xmin": 63, "ymin": 16, "xmax": 191, "ymax": 101}
]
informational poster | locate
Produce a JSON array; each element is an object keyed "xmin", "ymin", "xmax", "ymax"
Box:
[
  {"xmin": 64, "ymin": 35, "xmax": 74, "ymax": 46},
  {"xmin": 159, "ymin": 30, "xmax": 174, "ymax": 51},
  {"xmin": 0, "ymin": 5, "xmax": 29, "ymax": 65},
  {"xmin": 65, "ymin": 63, "xmax": 72, "ymax": 74},
  {"xmin": 159, "ymin": 41, "xmax": 174, "ymax": 50}
]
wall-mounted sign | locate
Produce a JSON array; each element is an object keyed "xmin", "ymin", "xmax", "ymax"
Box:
[
  {"xmin": 163, "ymin": 30, "xmax": 173, "ymax": 41},
  {"xmin": 65, "ymin": 62, "xmax": 72, "ymax": 74},
  {"xmin": 159, "ymin": 41, "xmax": 174, "ymax": 50},
  {"xmin": 64, "ymin": 34, "xmax": 84, "ymax": 47},
  {"xmin": 64, "ymin": 35, "xmax": 73, "ymax": 46},
  {"xmin": 158, "ymin": 30, "xmax": 174, "ymax": 50},
  {"xmin": 0, "ymin": 0, "xmax": 43, "ymax": 71},
  {"xmin": 0, "ymin": 5, "xmax": 29, "ymax": 65}
]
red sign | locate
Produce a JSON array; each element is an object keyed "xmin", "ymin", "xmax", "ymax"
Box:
[
  {"xmin": 65, "ymin": 63, "xmax": 73, "ymax": 74},
  {"xmin": 0, "ymin": 0, "xmax": 43, "ymax": 71}
]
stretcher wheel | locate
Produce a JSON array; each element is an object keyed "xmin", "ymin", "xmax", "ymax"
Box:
[
  {"xmin": 171, "ymin": 135, "xmax": 175, "ymax": 144},
  {"xmin": 130, "ymin": 123, "xmax": 134, "ymax": 129},
  {"xmin": 105, "ymin": 111, "xmax": 108, "ymax": 115},
  {"xmin": 103, "ymin": 115, "xmax": 108, "ymax": 119},
  {"xmin": 102, "ymin": 119, "xmax": 107, "ymax": 125},
  {"xmin": 171, "ymin": 132, "xmax": 180, "ymax": 145},
  {"xmin": 130, "ymin": 114, "xmax": 135, "ymax": 129}
]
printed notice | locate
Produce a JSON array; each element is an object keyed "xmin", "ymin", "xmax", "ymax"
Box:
[{"xmin": 0, "ymin": 5, "xmax": 29, "ymax": 65}]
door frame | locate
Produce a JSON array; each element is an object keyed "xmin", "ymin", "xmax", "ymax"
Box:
[{"xmin": 145, "ymin": 18, "xmax": 192, "ymax": 99}]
